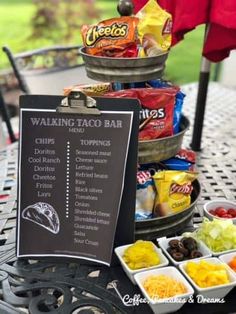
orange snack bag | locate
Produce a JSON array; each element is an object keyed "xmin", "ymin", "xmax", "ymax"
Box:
[{"xmin": 81, "ymin": 16, "xmax": 139, "ymax": 57}]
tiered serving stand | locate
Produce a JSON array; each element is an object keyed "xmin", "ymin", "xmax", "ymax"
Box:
[
  {"xmin": 80, "ymin": 48, "xmax": 200, "ymax": 240},
  {"xmin": 80, "ymin": 40, "xmax": 200, "ymax": 240}
]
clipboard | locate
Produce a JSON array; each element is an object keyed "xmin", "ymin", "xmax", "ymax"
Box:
[{"xmin": 17, "ymin": 92, "xmax": 140, "ymax": 266}]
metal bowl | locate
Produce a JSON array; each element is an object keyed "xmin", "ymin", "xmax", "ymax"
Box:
[
  {"xmin": 135, "ymin": 179, "xmax": 201, "ymax": 240},
  {"xmin": 138, "ymin": 115, "xmax": 190, "ymax": 164},
  {"xmin": 79, "ymin": 47, "xmax": 168, "ymax": 83}
]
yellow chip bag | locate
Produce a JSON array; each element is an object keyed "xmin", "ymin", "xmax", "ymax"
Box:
[
  {"xmin": 63, "ymin": 83, "xmax": 111, "ymax": 97},
  {"xmin": 153, "ymin": 171, "xmax": 198, "ymax": 217},
  {"xmin": 136, "ymin": 0, "xmax": 172, "ymax": 57}
]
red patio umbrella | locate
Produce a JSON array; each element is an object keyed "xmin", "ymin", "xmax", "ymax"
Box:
[{"xmin": 132, "ymin": 0, "xmax": 236, "ymax": 150}]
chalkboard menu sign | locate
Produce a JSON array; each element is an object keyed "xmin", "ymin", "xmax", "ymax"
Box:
[{"xmin": 17, "ymin": 95, "xmax": 140, "ymax": 266}]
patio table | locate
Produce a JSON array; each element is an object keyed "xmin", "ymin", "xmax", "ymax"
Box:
[{"xmin": 0, "ymin": 82, "xmax": 235, "ymax": 313}]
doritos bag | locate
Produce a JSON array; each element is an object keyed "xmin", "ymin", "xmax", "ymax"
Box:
[
  {"xmin": 147, "ymin": 79, "xmax": 185, "ymax": 134},
  {"xmin": 105, "ymin": 87, "xmax": 178, "ymax": 140}
]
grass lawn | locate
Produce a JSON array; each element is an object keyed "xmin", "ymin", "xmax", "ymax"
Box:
[
  {"xmin": 0, "ymin": 0, "xmax": 212, "ymax": 84},
  {"xmin": 165, "ymin": 25, "xmax": 205, "ymax": 84},
  {"xmin": 0, "ymin": 0, "xmax": 118, "ymax": 67}
]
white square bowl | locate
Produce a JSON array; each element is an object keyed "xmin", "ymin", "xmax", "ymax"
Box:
[
  {"xmin": 134, "ymin": 266, "xmax": 194, "ymax": 314},
  {"xmin": 207, "ymin": 247, "xmax": 236, "ymax": 257},
  {"xmin": 219, "ymin": 252, "xmax": 236, "ymax": 273},
  {"xmin": 203, "ymin": 199, "xmax": 236, "ymax": 224},
  {"xmin": 158, "ymin": 236, "xmax": 212, "ymax": 266},
  {"xmin": 179, "ymin": 257, "xmax": 236, "ymax": 300},
  {"xmin": 114, "ymin": 243, "xmax": 169, "ymax": 284}
]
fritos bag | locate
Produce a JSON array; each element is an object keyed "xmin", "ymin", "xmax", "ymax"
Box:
[
  {"xmin": 136, "ymin": 0, "xmax": 172, "ymax": 57},
  {"xmin": 81, "ymin": 16, "xmax": 139, "ymax": 57},
  {"xmin": 153, "ymin": 170, "xmax": 198, "ymax": 217}
]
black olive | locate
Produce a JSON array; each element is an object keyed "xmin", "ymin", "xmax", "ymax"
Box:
[
  {"xmin": 183, "ymin": 238, "xmax": 198, "ymax": 252},
  {"xmin": 167, "ymin": 247, "xmax": 178, "ymax": 255},
  {"xmin": 179, "ymin": 246, "xmax": 189, "ymax": 257},
  {"xmin": 175, "ymin": 242, "xmax": 189, "ymax": 257},
  {"xmin": 172, "ymin": 252, "xmax": 184, "ymax": 261},
  {"xmin": 189, "ymin": 237, "xmax": 197, "ymax": 246},
  {"xmin": 180, "ymin": 237, "xmax": 188, "ymax": 245},
  {"xmin": 182, "ymin": 237, "xmax": 197, "ymax": 246},
  {"xmin": 190, "ymin": 250, "xmax": 203, "ymax": 259},
  {"xmin": 168, "ymin": 239, "xmax": 180, "ymax": 249}
]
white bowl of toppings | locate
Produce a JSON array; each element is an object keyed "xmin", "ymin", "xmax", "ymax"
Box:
[
  {"xmin": 158, "ymin": 236, "xmax": 212, "ymax": 266},
  {"xmin": 179, "ymin": 257, "xmax": 236, "ymax": 300},
  {"xmin": 203, "ymin": 200, "xmax": 236, "ymax": 224},
  {"xmin": 134, "ymin": 266, "xmax": 194, "ymax": 314},
  {"xmin": 114, "ymin": 240, "xmax": 169, "ymax": 284},
  {"xmin": 219, "ymin": 252, "xmax": 236, "ymax": 273},
  {"xmin": 183, "ymin": 218, "xmax": 236, "ymax": 256}
]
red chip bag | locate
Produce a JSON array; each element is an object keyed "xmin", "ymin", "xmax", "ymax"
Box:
[
  {"xmin": 175, "ymin": 149, "xmax": 196, "ymax": 164},
  {"xmin": 105, "ymin": 88, "xmax": 178, "ymax": 140}
]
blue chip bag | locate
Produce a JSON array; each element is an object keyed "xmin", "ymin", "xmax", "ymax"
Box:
[
  {"xmin": 161, "ymin": 157, "xmax": 193, "ymax": 171},
  {"xmin": 146, "ymin": 79, "xmax": 170, "ymax": 88},
  {"xmin": 173, "ymin": 90, "xmax": 185, "ymax": 133},
  {"xmin": 129, "ymin": 81, "xmax": 146, "ymax": 88},
  {"xmin": 112, "ymin": 82, "xmax": 146, "ymax": 91},
  {"xmin": 135, "ymin": 170, "xmax": 156, "ymax": 220}
]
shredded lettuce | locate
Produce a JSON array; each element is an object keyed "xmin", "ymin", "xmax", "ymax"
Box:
[{"xmin": 184, "ymin": 218, "xmax": 236, "ymax": 252}]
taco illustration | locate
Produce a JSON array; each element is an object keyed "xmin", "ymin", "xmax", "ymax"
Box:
[{"xmin": 22, "ymin": 202, "xmax": 60, "ymax": 234}]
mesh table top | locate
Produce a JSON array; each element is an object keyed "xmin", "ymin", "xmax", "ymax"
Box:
[
  {"xmin": 181, "ymin": 83, "xmax": 236, "ymax": 228},
  {"xmin": 0, "ymin": 82, "xmax": 235, "ymax": 313}
]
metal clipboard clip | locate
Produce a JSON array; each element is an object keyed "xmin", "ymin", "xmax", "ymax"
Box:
[{"xmin": 57, "ymin": 91, "xmax": 101, "ymax": 115}]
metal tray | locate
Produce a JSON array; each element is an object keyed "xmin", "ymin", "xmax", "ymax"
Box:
[
  {"xmin": 138, "ymin": 115, "xmax": 190, "ymax": 164},
  {"xmin": 79, "ymin": 47, "xmax": 168, "ymax": 83},
  {"xmin": 135, "ymin": 179, "xmax": 201, "ymax": 240}
]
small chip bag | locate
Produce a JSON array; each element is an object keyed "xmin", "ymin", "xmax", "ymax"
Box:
[
  {"xmin": 161, "ymin": 149, "xmax": 196, "ymax": 171},
  {"xmin": 161, "ymin": 158, "xmax": 195, "ymax": 171},
  {"xmin": 175, "ymin": 149, "xmax": 196, "ymax": 164},
  {"xmin": 81, "ymin": 16, "xmax": 139, "ymax": 57},
  {"xmin": 136, "ymin": 0, "xmax": 172, "ymax": 57},
  {"xmin": 153, "ymin": 171, "xmax": 198, "ymax": 217},
  {"xmin": 63, "ymin": 83, "xmax": 112, "ymax": 97},
  {"xmin": 136, "ymin": 170, "xmax": 156, "ymax": 220}
]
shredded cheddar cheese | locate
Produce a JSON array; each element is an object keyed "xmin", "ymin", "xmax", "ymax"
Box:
[{"xmin": 143, "ymin": 275, "xmax": 187, "ymax": 300}]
